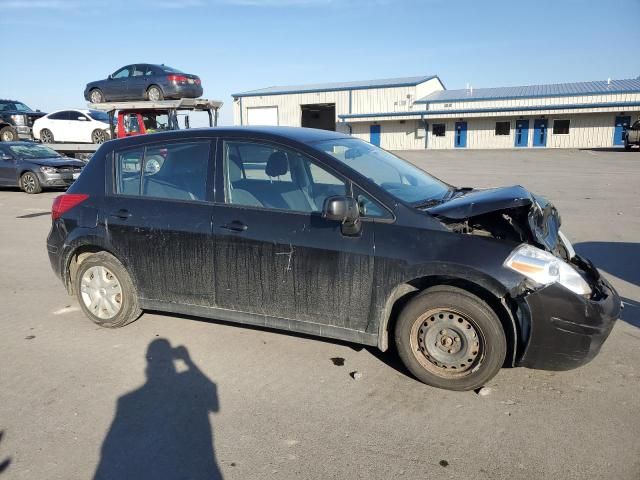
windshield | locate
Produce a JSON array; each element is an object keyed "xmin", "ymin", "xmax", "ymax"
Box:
[
  {"xmin": 88, "ymin": 110, "xmax": 109, "ymax": 122},
  {"xmin": 313, "ymin": 138, "xmax": 449, "ymax": 204},
  {"xmin": 9, "ymin": 144, "xmax": 61, "ymax": 159},
  {"xmin": 0, "ymin": 101, "xmax": 33, "ymax": 112}
]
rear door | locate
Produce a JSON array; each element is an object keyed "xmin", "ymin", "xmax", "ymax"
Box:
[
  {"xmin": 105, "ymin": 138, "xmax": 217, "ymax": 305},
  {"xmin": 46, "ymin": 111, "xmax": 72, "ymax": 141},
  {"xmin": 210, "ymin": 138, "xmax": 376, "ymax": 333},
  {"xmin": 128, "ymin": 65, "xmax": 151, "ymax": 100}
]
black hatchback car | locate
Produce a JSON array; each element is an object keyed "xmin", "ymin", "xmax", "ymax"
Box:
[
  {"xmin": 0, "ymin": 142, "xmax": 84, "ymax": 193},
  {"xmin": 46, "ymin": 127, "xmax": 621, "ymax": 391},
  {"xmin": 84, "ymin": 64, "xmax": 203, "ymax": 104}
]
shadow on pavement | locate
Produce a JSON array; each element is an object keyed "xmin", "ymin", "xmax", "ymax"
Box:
[
  {"xmin": 575, "ymin": 241, "xmax": 640, "ymax": 328},
  {"xmin": 0, "ymin": 431, "xmax": 10, "ymax": 476},
  {"xmin": 93, "ymin": 339, "xmax": 222, "ymax": 480},
  {"xmin": 574, "ymin": 242, "xmax": 640, "ymax": 289}
]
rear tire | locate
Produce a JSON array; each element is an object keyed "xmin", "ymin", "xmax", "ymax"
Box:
[
  {"xmin": 147, "ymin": 85, "xmax": 164, "ymax": 101},
  {"xmin": 20, "ymin": 171, "xmax": 42, "ymax": 194},
  {"xmin": 75, "ymin": 252, "xmax": 142, "ymax": 328},
  {"xmin": 89, "ymin": 89, "xmax": 105, "ymax": 103},
  {"xmin": 0, "ymin": 126, "xmax": 18, "ymax": 142},
  {"xmin": 395, "ymin": 285, "xmax": 506, "ymax": 391},
  {"xmin": 91, "ymin": 129, "xmax": 107, "ymax": 144},
  {"xmin": 40, "ymin": 128, "xmax": 54, "ymax": 143}
]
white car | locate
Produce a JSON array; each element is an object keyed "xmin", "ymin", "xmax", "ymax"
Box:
[{"xmin": 33, "ymin": 109, "xmax": 111, "ymax": 144}]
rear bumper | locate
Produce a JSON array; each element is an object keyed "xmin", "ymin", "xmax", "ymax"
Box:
[
  {"xmin": 517, "ymin": 258, "xmax": 621, "ymax": 370},
  {"xmin": 163, "ymin": 83, "xmax": 203, "ymax": 99}
]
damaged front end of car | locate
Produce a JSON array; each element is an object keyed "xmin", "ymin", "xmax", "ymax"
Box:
[{"xmin": 425, "ymin": 185, "xmax": 621, "ymax": 370}]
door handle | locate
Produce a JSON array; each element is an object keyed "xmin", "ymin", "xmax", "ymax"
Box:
[
  {"xmin": 109, "ymin": 209, "xmax": 132, "ymax": 220},
  {"xmin": 220, "ymin": 221, "xmax": 247, "ymax": 232}
]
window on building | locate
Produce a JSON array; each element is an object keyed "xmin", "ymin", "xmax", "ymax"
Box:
[
  {"xmin": 495, "ymin": 121, "xmax": 510, "ymax": 136},
  {"xmin": 432, "ymin": 124, "xmax": 446, "ymax": 137},
  {"xmin": 553, "ymin": 119, "xmax": 570, "ymax": 135}
]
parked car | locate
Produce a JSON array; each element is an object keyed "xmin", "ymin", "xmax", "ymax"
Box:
[
  {"xmin": 46, "ymin": 127, "xmax": 621, "ymax": 391},
  {"xmin": 624, "ymin": 119, "xmax": 640, "ymax": 149},
  {"xmin": 0, "ymin": 99, "xmax": 46, "ymax": 142},
  {"xmin": 0, "ymin": 142, "xmax": 84, "ymax": 193},
  {"xmin": 33, "ymin": 109, "xmax": 110, "ymax": 144},
  {"xmin": 84, "ymin": 64, "xmax": 203, "ymax": 103}
]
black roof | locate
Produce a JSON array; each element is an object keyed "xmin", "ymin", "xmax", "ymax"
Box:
[{"xmin": 103, "ymin": 126, "xmax": 350, "ymax": 150}]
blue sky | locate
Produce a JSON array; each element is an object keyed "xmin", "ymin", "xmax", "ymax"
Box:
[{"xmin": 1, "ymin": 0, "xmax": 639, "ymax": 125}]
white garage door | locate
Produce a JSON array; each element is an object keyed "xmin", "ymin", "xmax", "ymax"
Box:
[{"xmin": 247, "ymin": 107, "xmax": 279, "ymax": 126}]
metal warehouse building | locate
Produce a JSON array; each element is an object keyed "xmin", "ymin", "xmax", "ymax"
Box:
[{"xmin": 232, "ymin": 76, "xmax": 640, "ymax": 150}]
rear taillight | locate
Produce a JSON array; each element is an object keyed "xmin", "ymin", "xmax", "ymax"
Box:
[
  {"xmin": 52, "ymin": 194, "xmax": 89, "ymax": 220},
  {"xmin": 167, "ymin": 74, "xmax": 188, "ymax": 83},
  {"xmin": 194, "ymin": 78, "xmax": 201, "ymax": 85}
]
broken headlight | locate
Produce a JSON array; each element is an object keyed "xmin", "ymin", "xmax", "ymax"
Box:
[{"xmin": 504, "ymin": 244, "xmax": 592, "ymax": 296}]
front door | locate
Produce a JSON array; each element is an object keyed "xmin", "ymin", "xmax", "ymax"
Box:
[
  {"xmin": 455, "ymin": 121, "xmax": 467, "ymax": 148},
  {"xmin": 533, "ymin": 119, "xmax": 547, "ymax": 147},
  {"xmin": 614, "ymin": 116, "xmax": 631, "ymax": 146},
  {"xmin": 104, "ymin": 66, "xmax": 132, "ymax": 100},
  {"xmin": 514, "ymin": 119, "xmax": 529, "ymax": 147},
  {"xmin": 106, "ymin": 139, "xmax": 216, "ymax": 305},
  {"xmin": 212, "ymin": 139, "xmax": 375, "ymax": 332},
  {"xmin": 370, "ymin": 124, "xmax": 381, "ymax": 147}
]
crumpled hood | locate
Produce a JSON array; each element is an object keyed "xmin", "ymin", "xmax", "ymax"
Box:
[
  {"xmin": 426, "ymin": 185, "xmax": 561, "ymax": 251},
  {"xmin": 29, "ymin": 157, "xmax": 85, "ymax": 168}
]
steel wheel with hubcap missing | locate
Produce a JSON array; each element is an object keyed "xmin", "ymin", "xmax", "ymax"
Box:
[
  {"xmin": 75, "ymin": 252, "xmax": 142, "ymax": 327},
  {"xmin": 40, "ymin": 128, "xmax": 54, "ymax": 143},
  {"xmin": 411, "ymin": 308, "xmax": 482, "ymax": 378},
  {"xmin": 395, "ymin": 285, "xmax": 506, "ymax": 391},
  {"xmin": 80, "ymin": 266, "xmax": 123, "ymax": 320},
  {"xmin": 20, "ymin": 172, "xmax": 42, "ymax": 194}
]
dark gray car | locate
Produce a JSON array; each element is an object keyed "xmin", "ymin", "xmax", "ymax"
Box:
[
  {"xmin": 84, "ymin": 64, "xmax": 203, "ymax": 103},
  {"xmin": 0, "ymin": 142, "xmax": 84, "ymax": 193}
]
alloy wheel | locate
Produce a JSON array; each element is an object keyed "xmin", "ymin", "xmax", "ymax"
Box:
[
  {"xmin": 22, "ymin": 174, "xmax": 37, "ymax": 193},
  {"xmin": 41, "ymin": 129, "xmax": 53, "ymax": 143}
]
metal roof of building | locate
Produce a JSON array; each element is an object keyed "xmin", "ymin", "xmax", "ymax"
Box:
[
  {"xmin": 232, "ymin": 75, "xmax": 439, "ymax": 97},
  {"xmin": 417, "ymin": 78, "xmax": 640, "ymax": 103}
]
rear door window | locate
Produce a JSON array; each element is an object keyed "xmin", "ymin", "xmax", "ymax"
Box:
[{"xmin": 115, "ymin": 141, "xmax": 211, "ymax": 201}]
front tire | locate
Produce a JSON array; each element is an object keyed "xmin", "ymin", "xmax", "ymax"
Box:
[
  {"xmin": 75, "ymin": 252, "xmax": 142, "ymax": 328},
  {"xmin": 147, "ymin": 85, "xmax": 164, "ymax": 101},
  {"xmin": 0, "ymin": 126, "xmax": 18, "ymax": 142},
  {"xmin": 20, "ymin": 171, "xmax": 42, "ymax": 194},
  {"xmin": 89, "ymin": 89, "xmax": 105, "ymax": 103},
  {"xmin": 395, "ymin": 286, "xmax": 506, "ymax": 391},
  {"xmin": 40, "ymin": 128, "xmax": 54, "ymax": 143}
]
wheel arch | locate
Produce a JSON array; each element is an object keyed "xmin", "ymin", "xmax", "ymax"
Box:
[
  {"xmin": 377, "ymin": 274, "xmax": 521, "ymax": 367},
  {"xmin": 63, "ymin": 243, "xmax": 135, "ymax": 295},
  {"xmin": 146, "ymin": 84, "xmax": 164, "ymax": 97}
]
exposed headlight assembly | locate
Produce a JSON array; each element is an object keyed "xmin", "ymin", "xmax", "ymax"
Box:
[
  {"xmin": 504, "ymin": 244, "xmax": 591, "ymax": 296},
  {"xmin": 40, "ymin": 166, "xmax": 57, "ymax": 174}
]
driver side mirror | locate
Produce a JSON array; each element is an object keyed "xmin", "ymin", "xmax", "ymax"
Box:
[
  {"xmin": 77, "ymin": 116, "xmax": 87, "ymax": 121},
  {"xmin": 322, "ymin": 196, "xmax": 361, "ymax": 236}
]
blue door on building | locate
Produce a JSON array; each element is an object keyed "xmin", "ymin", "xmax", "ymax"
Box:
[
  {"xmin": 533, "ymin": 119, "xmax": 547, "ymax": 147},
  {"xmin": 455, "ymin": 121, "xmax": 467, "ymax": 148},
  {"xmin": 614, "ymin": 116, "xmax": 631, "ymax": 146},
  {"xmin": 370, "ymin": 124, "xmax": 381, "ymax": 147},
  {"xmin": 515, "ymin": 119, "xmax": 529, "ymax": 147}
]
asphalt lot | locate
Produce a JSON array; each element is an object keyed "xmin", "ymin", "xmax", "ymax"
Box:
[{"xmin": 0, "ymin": 148, "xmax": 639, "ymax": 480}]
